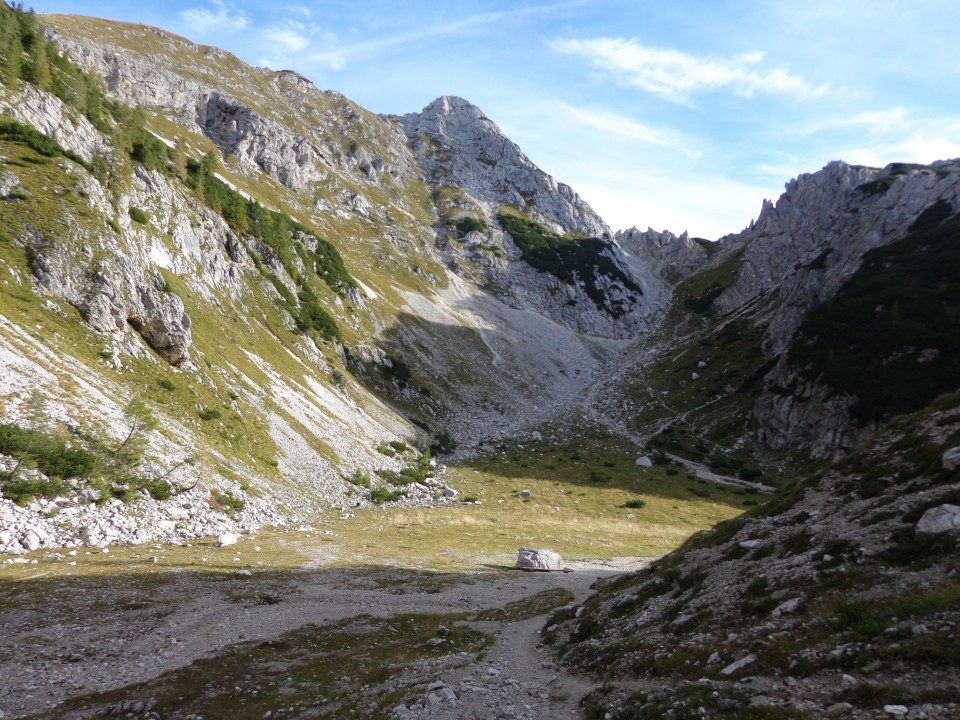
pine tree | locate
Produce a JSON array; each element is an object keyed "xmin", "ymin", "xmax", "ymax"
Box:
[
  {"xmin": 172, "ymin": 138, "xmax": 188, "ymax": 181},
  {"xmin": 24, "ymin": 32, "xmax": 50, "ymax": 88},
  {"xmin": 2, "ymin": 32, "xmax": 21, "ymax": 89}
]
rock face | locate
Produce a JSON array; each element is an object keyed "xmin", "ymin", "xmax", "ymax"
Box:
[
  {"xmin": 943, "ymin": 447, "xmax": 960, "ymax": 471},
  {"xmin": 399, "ymin": 96, "xmax": 654, "ymax": 339},
  {"xmin": 400, "ymin": 96, "xmax": 609, "ymax": 238},
  {"xmin": 713, "ymin": 160, "xmax": 960, "ymax": 459}
]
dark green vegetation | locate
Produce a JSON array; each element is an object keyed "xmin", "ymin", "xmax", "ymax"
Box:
[
  {"xmin": 429, "ymin": 429, "xmax": 457, "ymax": 455},
  {"xmin": 0, "ymin": 4, "xmax": 105, "ymax": 131},
  {"xmin": 0, "ymin": 117, "xmax": 89, "ymax": 168},
  {"xmin": 497, "ymin": 213, "xmax": 642, "ymax": 315},
  {"xmin": 855, "ymin": 163, "xmax": 948, "ymax": 196},
  {"xmin": 455, "ymin": 215, "xmax": 486, "ymax": 235},
  {"xmin": 185, "ymin": 155, "xmax": 351, "ymax": 343},
  {"xmin": 0, "ymin": 399, "xmax": 182, "ymax": 504},
  {"xmin": 788, "ymin": 200, "xmax": 960, "ymax": 424}
]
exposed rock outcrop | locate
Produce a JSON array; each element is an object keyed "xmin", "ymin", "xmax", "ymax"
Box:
[
  {"xmin": 400, "ymin": 96, "xmax": 609, "ymax": 238},
  {"xmin": 712, "ymin": 160, "xmax": 960, "ymax": 459}
]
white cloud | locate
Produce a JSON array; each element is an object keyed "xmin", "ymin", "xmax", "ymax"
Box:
[
  {"xmin": 842, "ymin": 134, "xmax": 960, "ymax": 168},
  {"xmin": 813, "ymin": 108, "xmax": 909, "ymax": 136},
  {"xmin": 180, "ymin": 0, "xmax": 248, "ymax": 35},
  {"xmin": 557, "ymin": 103, "xmax": 700, "ymax": 157},
  {"xmin": 305, "ymin": 51, "xmax": 347, "ymax": 71},
  {"xmin": 264, "ymin": 27, "xmax": 309, "ymax": 53},
  {"xmin": 549, "ymin": 38, "xmax": 828, "ymax": 104}
]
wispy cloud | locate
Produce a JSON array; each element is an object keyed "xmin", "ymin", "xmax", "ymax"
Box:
[
  {"xmin": 813, "ymin": 108, "xmax": 909, "ymax": 136},
  {"xmin": 549, "ymin": 38, "xmax": 828, "ymax": 104},
  {"xmin": 311, "ymin": 0, "xmax": 593, "ymax": 67},
  {"xmin": 558, "ymin": 103, "xmax": 700, "ymax": 157},
  {"xmin": 180, "ymin": 0, "xmax": 248, "ymax": 35},
  {"xmin": 264, "ymin": 27, "xmax": 309, "ymax": 53},
  {"xmin": 262, "ymin": 17, "xmax": 332, "ymax": 55}
]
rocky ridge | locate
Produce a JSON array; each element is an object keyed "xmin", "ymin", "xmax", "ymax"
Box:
[{"xmin": 742, "ymin": 161, "xmax": 960, "ymax": 459}]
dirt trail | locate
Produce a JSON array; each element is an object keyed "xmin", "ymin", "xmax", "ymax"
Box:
[{"xmin": 393, "ymin": 557, "xmax": 649, "ymax": 720}]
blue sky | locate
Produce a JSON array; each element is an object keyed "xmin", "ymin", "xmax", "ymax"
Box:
[{"xmin": 34, "ymin": 0, "xmax": 960, "ymax": 238}]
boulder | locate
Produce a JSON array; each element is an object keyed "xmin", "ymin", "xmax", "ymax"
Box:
[
  {"xmin": 916, "ymin": 504, "xmax": 960, "ymax": 536},
  {"xmin": 217, "ymin": 532, "xmax": 239, "ymax": 547},
  {"xmin": 720, "ymin": 653, "xmax": 757, "ymax": 676},
  {"xmin": 635, "ymin": 456, "xmax": 653, "ymax": 468},
  {"xmin": 943, "ymin": 446, "xmax": 960, "ymax": 472},
  {"xmin": 516, "ymin": 547, "xmax": 565, "ymax": 572},
  {"xmin": 770, "ymin": 597, "xmax": 803, "ymax": 618}
]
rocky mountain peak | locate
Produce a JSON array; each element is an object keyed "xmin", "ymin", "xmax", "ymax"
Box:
[{"xmin": 399, "ymin": 96, "xmax": 610, "ymax": 238}]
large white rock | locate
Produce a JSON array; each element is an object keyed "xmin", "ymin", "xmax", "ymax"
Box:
[
  {"xmin": 721, "ymin": 653, "xmax": 757, "ymax": 676},
  {"xmin": 635, "ymin": 456, "xmax": 653, "ymax": 468},
  {"xmin": 516, "ymin": 547, "xmax": 564, "ymax": 572},
  {"xmin": 916, "ymin": 504, "xmax": 960, "ymax": 536},
  {"xmin": 217, "ymin": 532, "xmax": 239, "ymax": 547},
  {"xmin": 942, "ymin": 447, "xmax": 960, "ymax": 472}
]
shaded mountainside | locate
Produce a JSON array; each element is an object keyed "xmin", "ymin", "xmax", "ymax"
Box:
[{"xmin": 547, "ymin": 391, "xmax": 960, "ymax": 719}]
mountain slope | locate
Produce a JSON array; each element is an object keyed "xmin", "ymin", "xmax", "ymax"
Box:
[{"xmin": 548, "ymin": 391, "xmax": 960, "ymax": 719}]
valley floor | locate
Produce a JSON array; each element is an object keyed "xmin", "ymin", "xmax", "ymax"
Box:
[{"xmin": 0, "ymin": 530, "xmax": 649, "ymax": 720}]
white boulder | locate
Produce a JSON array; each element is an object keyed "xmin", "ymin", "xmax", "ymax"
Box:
[
  {"xmin": 943, "ymin": 446, "xmax": 960, "ymax": 472},
  {"xmin": 516, "ymin": 547, "xmax": 565, "ymax": 572},
  {"xmin": 916, "ymin": 504, "xmax": 960, "ymax": 536}
]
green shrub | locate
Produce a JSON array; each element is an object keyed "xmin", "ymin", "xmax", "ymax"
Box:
[
  {"xmin": 384, "ymin": 356, "xmax": 412, "ymax": 384},
  {"xmin": 430, "ymin": 429, "xmax": 457, "ymax": 455},
  {"xmin": 198, "ymin": 409, "xmax": 222, "ymax": 421},
  {"xmin": 371, "ymin": 486, "xmax": 404, "ymax": 504},
  {"xmin": 349, "ymin": 469, "xmax": 371, "ymax": 488},
  {"xmin": 1, "ymin": 477, "xmax": 70, "ymax": 504},
  {"xmin": 456, "ymin": 216, "xmax": 486, "ymax": 235},
  {"xmin": 142, "ymin": 479, "xmax": 173, "ymax": 501},
  {"xmin": 215, "ymin": 490, "xmax": 246, "ymax": 514},
  {"xmin": 0, "ymin": 423, "xmax": 97, "ymax": 480},
  {"xmin": 376, "ymin": 441, "xmax": 396, "ymax": 457},
  {"xmin": 128, "ymin": 207, "xmax": 149, "ymax": 224},
  {"xmin": 624, "ymin": 497, "xmax": 647, "ymax": 509},
  {"xmin": 788, "ymin": 207, "xmax": 960, "ymax": 424},
  {"xmin": 389, "ymin": 440, "xmax": 408, "ymax": 453},
  {"xmin": 497, "ymin": 213, "xmax": 642, "ymax": 315},
  {"xmin": 0, "ymin": 118, "xmax": 89, "ymax": 168},
  {"xmin": 156, "ymin": 379, "xmax": 176, "ymax": 391}
]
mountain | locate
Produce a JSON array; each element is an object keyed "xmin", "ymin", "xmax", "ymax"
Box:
[
  {"xmin": 1, "ymin": 7, "xmax": 959, "ymax": 718},
  {"xmin": 0, "ymin": 6, "xmax": 955, "ymax": 553}
]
